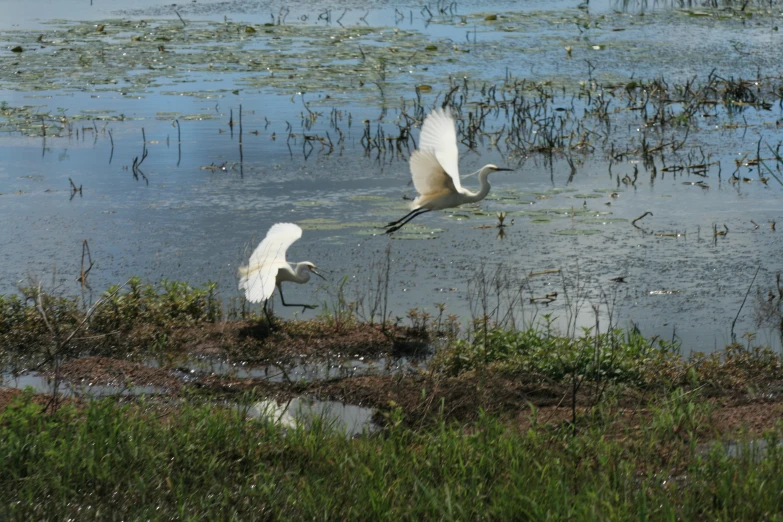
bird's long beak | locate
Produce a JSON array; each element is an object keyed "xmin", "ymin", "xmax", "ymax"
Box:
[
  {"xmin": 311, "ymin": 267, "xmax": 327, "ymax": 280},
  {"xmin": 493, "ymin": 167, "xmax": 514, "ymax": 172}
]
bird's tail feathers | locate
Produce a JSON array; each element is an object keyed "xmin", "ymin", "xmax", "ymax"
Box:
[
  {"xmin": 237, "ymin": 265, "xmax": 251, "ymax": 291},
  {"xmin": 412, "ymin": 192, "xmax": 442, "ymax": 209}
]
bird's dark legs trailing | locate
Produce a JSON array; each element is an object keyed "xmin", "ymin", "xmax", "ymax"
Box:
[
  {"xmin": 277, "ymin": 284, "xmax": 317, "ymax": 312},
  {"xmin": 384, "ymin": 207, "xmax": 427, "ymax": 228},
  {"xmin": 385, "ymin": 208, "xmax": 431, "ymax": 234}
]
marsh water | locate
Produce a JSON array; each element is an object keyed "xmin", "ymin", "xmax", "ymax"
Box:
[{"xmin": 2, "ymin": 0, "xmax": 783, "ymax": 353}]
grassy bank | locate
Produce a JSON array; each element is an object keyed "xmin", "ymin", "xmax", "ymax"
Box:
[
  {"xmin": 1, "ymin": 390, "xmax": 783, "ymax": 520},
  {"xmin": 4, "ymin": 279, "xmax": 783, "ymax": 519}
]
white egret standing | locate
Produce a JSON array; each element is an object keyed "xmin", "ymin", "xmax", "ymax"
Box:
[
  {"xmin": 385, "ymin": 107, "xmax": 512, "ymax": 234},
  {"xmin": 238, "ymin": 223, "xmax": 324, "ymax": 311}
]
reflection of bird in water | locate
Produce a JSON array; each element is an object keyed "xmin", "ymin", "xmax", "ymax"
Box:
[
  {"xmin": 252, "ymin": 399, "xmax": 297, "ymax": 429},
  {"xmin": 385, "ymin": 107, "xmax": 512, "ymax": 234},
  {"xmin": 238, "ymin": 223, "xmax": 324, "ymax": 311}
]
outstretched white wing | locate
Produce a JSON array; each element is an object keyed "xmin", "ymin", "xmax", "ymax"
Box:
[
  {"xmin": 409, "ymin": 150, "xmax": 457, "ymax": 208},
  {"xmin": 239, "ymin": 223, "xmax": 302, "ymax": 303},
  {"xmin": 416, "ymin": 107, "xmax": 462, "ymax": 193}
]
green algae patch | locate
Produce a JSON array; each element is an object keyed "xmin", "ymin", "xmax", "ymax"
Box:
[
  {"xmin": 507, "ymin": 207, "xmax": 611, "ymax": 220},
  {"xmin": 386, "ymin": 223, "xmax": 444, "ymax": 240},
  {"xmin": 0, "ymin": 17, "xmax": 449, "ymax": 110},
  {"xmin": 578, "ymin": 217, "xmax": 628, "ymax": 225},
  {"xmin": 298, "ymin": 218, "xmax": 384, "ymax": 231},
  {"xmin": 347, "ymin": 195, "xmax": 389, "ymax": 202},
  {"xmin": 293, "ymin": 201, "xmax": 332, "ymax": 207},
  {"xmin": 551, "ymin": 228, "xmax": 602, "ymax": 235},
  {"xmin": 180, "ymin": 113, "xmax": 220, "ymax": 121}
]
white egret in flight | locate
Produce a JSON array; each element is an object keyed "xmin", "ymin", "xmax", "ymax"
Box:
[
  {"xmin": 385, "ymin": 107, "xmax": 513, "ymax": 234},
  {"xmin": 238, "ymin": 223, "xmax": 324, "ymax": 311}
]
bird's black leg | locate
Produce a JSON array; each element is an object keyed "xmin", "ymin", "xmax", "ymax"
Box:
[
  {"xmin": 277, "ymin": 284, "xmax": 318, "ymax": 312},
  {"xmin": 385, "ymin": 208, "xmax": 431, "ymax": 234},
  {"xmin": 384, "ymin": 208, "xmax": 427, "ymax": 229}
]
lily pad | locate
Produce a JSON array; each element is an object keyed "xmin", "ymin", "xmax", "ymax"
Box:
[
  {"xmin": 293, "ymin": 201, "xmax": 331, "ymax": 207},
  {"xmin": 578, "ymin": 218, "xmax": 628, "ymax": 224},
  {"xmin": 299, "ymin": 218, "xmax": 384, "ymax": 231},
  {"xmin": 391, "ymin": 232, "xmax": 441, "ymax": 240},
  {"xmin": 181, "ymin": 113, "xmax": 219, "ymax": 121},
  {"xmin": 386, "ymin": 223, "xmax": 444, "ymax": 240},
  {"xmin": 551, "ymin": 229, "xmax": 602, "ymax": 236},
  {"xmin": 353, "ymin": 229, "xmax": 385, "ymax": 236},
  {"xmin": 347, "ymin": 195, "xmax": 389, "ymax": 202}
]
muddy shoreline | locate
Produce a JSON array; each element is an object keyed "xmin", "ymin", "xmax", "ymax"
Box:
[{"xmin": 4, "ymin": 311, "xmax": 783, "ymax": 440}]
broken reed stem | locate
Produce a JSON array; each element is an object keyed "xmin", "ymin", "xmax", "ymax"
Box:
[
  {"xmin": 35, "ymin": 283, "xmax": 61, "ymax": 413},
  {"xmin": 33, "ymin": 279, "xmax": 133, "ymax": 373},
  {"xmin": 78, "ymin": 240, "xmax": 94, "ymax": 288},
  {"xmin": 731, "ymin": 265, "xmax": 760, "ymax": 344},
  {"xmin": 632, "ymin": 211, "xmax": 653, "ymax": 228}
]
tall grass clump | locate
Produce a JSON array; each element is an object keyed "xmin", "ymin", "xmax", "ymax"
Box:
[
  {"xmin": 92, "ymin": 277, "xmax": 221, "ymax": 330},
  {"xmin": 434, "ymin": 318, "xmax": 679, "ymax": 385},
  {"xmin": 0, "ymin": 277, "xmax": 221, "ymax": 357}
]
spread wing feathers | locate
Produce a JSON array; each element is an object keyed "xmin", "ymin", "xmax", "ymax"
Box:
[
  {"xmin": 410, "ymin": 150, "xmax": 457, "ymax": 208},
  {"xmin": 239, "ymin": 223, "xmax": 302, "ymax": 302},
  {"xmin": 417, "ymin": 107, "xmax": 461, "ymax": 192}
]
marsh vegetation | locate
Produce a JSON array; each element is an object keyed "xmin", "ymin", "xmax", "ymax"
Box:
[
  {"xmin": 4, "ymin": 0, "xmax": 783, "ymax": 517},
  {"xmin": 3, "ymin": 273, "xmax": 783, "ymax": 518}
]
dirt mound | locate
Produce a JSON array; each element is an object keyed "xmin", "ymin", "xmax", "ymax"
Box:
[{"xmin": 49, "ymin": 356, "xmax": 184, "ymax": 392}]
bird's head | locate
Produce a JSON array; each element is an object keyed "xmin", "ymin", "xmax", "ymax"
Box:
[
  {"xmin": 485, "ymin": 165, "xmax": 514, "ymax": 172},
  {"xmin": 301, "ymin": 262, "xmax": 326, "ymax": 280},
  {"xmin": 477, "ymin": 164, "xmax": 514, "ymax": 179}
]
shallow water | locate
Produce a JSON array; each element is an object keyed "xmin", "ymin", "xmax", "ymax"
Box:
[
  {"xmin": 2, "ymin": 0, "xmax": 783, "ymax": 353},
  {"xmin": 246, "ymin": 397, "xmax": 376, "ymax": 436},
  {"xmin": 0, "ymin": 371, "xmax": 166, "ymax": 397},
  {"xmin": 165, "ymin": 353, "xmax": 426, "ymax": 382}
]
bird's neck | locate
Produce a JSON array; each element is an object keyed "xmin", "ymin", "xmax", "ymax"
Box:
[
  {"xmin": 466, "ymin": 168, "xmax": 493, "ymax": 203},
  {"xmin": 291, "ymin": 263, "xmax": 311, "ymax": 283}
]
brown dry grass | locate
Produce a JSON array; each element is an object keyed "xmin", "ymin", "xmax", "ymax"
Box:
[
  {"xmin": 49, "ymin": 356, "xmax": 185, "ymax": 391},
  {"xmin": 129, "ymin": 320, "xmax": 427, "ymax": 362}
]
